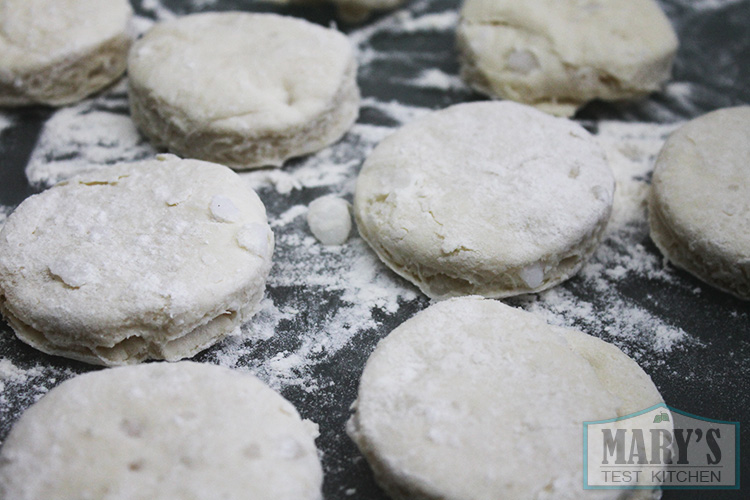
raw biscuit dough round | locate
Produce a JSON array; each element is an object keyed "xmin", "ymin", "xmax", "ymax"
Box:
[
  {"xmin": 128, "ymin": 12, "xmax": 360, "ymax": 170},
  {"xmin": 0, "ymin": 0, "xmax": 132, "ymax": 107},
  {"xmin": 347, "ymin": 296, "xmax": 664, "ymax": 500},
  {"xmin": 0, "ymin": 361, "xmax": 323, "ymax": 500},
  {"xmin": 0, "ymin": 155, "xmax": 274, "ymax": 366},
  {"xmin": 649, "ymin": 106, "xmax": 750, "ymax": 300},
  {"xmin": 456, "ymin": 0, "xmax": 679, "ymax": 116},
  {"xmin": 353, "ymin": 101, "xmax": 615, "ymax": 300}
]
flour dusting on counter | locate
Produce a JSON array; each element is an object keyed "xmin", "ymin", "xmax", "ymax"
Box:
[
  {"xmin": 0, "ymin": 114, "xmax": 12, "ymax": 135},
  {"xmin": 1, "ymin": 2, "xmax": 749, "ymax": 493}
]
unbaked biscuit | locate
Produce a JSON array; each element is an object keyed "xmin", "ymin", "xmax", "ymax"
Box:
[
  {"xmin": 456, "ymin": 0, "xmax": 679, "ymax": 116},
  {"xmin": 649, "ymin": 106, "xmax": 750, "ymax": 300},
  {"xmin": 348, "ymin": 297, "xmax": 664, "ymax": 500},
  {"xmin": 354, "ymin": 101, "xmax": 614, "ymax": 299},
  {"xmin": 0, "ymin": 155, "xmax": 274, "ymax": 365},
  {"xmin": 0, "ymin": 362, "xmax": 322, "ymax": 500},
  {"xmin": 128, "ymin": 12, "xmax": 360, "ymax": 169},
  {"xmin": 0, "ymin": 0, "xmax": 132, "ymax": 106}
]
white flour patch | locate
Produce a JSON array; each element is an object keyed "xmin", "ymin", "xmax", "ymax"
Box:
[
  {"xmin": 673, "ymin": 0, "xmax": 744, "ymax": 10},
  {"xmin": 390, "ymin": 9, "xmax": 458, "ymax": 32},
  {"xmin": 361, "ymin": 97, "xmax": 431, "ymax": 124},
  {"xmin": 0, "ymin": 113, "xmax": 12, "ymax": 135},
  {"xmin": 25, "ymin": 80, "xmax": 155, "ymax": 188},
  {"xmin": 398, "ymin": 68, "xmax": 467, "ymax": 91}
]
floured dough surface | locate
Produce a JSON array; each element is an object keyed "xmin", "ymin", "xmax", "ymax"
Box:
[
  {"xmin": 0, "ymin": 362, "xmax": 323, "ymax": 500},
  {"xmin": 0, "ymin": 0, "xmax": 132, "ymax": 106},
  {"xmin": 348, "ymin": 297, "xmax": 664, "ymax": 500},
  {"xmin": 128, "ymin": 12, "xmax": 360, "ymax": 170},
  {"xmin": 354, "ymin": 101, "xmax": 614, "ymax": 299},
  {"xmin": 457, "ymin": 0, "xmax": 678, "ymax": 116},
  {"xmin": 0, "ymin": 155, "xmax": 274, "ymax": 365},
  {"xmin": 649, "ymin": 106, "xmax": 750, "ymax": 300}
]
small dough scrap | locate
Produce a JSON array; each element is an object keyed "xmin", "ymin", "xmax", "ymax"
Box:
[
  {"xmin": 649, "ymin": 106, "xmax": 750, "ymax": 300},
  {"xmin": 307, "ymin": 196, "xmax": 352, "ymax": 246},
  {"xmin": 0, "ymin": 362, "xmax": 323, "ymax": 500},
  {"xmin": 353, "ymin": 101, "xmax": 614, "ymax": 299},
  {"xmin": 128, "ymin": 12, "xmax": 360, "ymax": 169},
  {"xmin": 456, "ymin": 0, "xmax": 679, "ymax": 116},
  {"xmin": 0, "ymin": 155, "xmax": 274, "ymax": 366},
  {"xmin": 348, "ymin": 297, "xmax": 664, "ymax": 500},
  {"xmin": 0, "ymin": 0, "xmax": 132, "ymax": 106}
]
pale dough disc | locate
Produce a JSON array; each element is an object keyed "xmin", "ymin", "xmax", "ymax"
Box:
[
  {"xmin": 456, "ymin": 0, "xmax": 679, "ymax": 116},
  {"xmin": 128, "ymin": 12, "xmax": 360, "ymax": 170},
  {"xmin": 0, "ymin": 361, "xmax": 323, "ymax": 500},
  {"xmin": 649, "ymin": 106, "xmax": 750, "ymax": 300},
  {"xmin": 0, "ymin": 0, "xmax": 132, "ymax": 107},
  {"xmin": 353, "ymin": 101, "xmax": 614, "ymax": 300},
  {"xmin": 347, "ymin": 297, "xmax": 664, "ymax": 500},
  {"xmin": 0, "ymin": 155, "xmax": 274, "ymax": 366}
]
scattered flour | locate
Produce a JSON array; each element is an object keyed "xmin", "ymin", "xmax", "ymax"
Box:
[
  {"xmin": 0, "ymin": 113, "xmax": 12, "ymax": 135},
  {"xmin": 4, "ymin": 1, "xmax": 702, "ymax": 393},
  {"xmin": 398, "ymin": 68, "xmax": 467, "ymax": 91},
  {"xmin": 25, "ymin": 80, "xmax": 155, "ymax": 188},
  {"xmin": 673, "ymin": 0, "xmax": 745, "ymax": 10},
  {"xmin": 0, "ymin": 0, "xmax": 747, "ymax": 483}
]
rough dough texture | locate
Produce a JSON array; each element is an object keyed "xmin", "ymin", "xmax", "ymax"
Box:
[
  {"xmin": 354, "ymin": 101, "xmax": 614, "ymax": 300},
  {"xmin": 0, "ymin": 155, "xmax": 274, "ymax": 365},
  {"xmin": 348, "ymin": 297, "xmax": 664, "ymax": 500},
  {"xmin": 456, "ymin": 0, "xmax": 679, "ymax": 116},
  {"xmin": 0, "ymin": 362, "xmax": 323, "ymax": 500},
  {"xmin": 128, "ymin": 12, "xmax": 360, "ymax": 170},
  {"xmin": 0, "ymin": 0, "xmax": 132, "ymax": 107},
  {"xmin": 649, "ymin": 106, "xmax": 750, "ymax": 300}
]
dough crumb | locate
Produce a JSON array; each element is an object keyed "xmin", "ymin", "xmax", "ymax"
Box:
[
  {"xmin": 210, "ymin": 195, "xmax": 240, "ymax": 223},
  {"xmin": 307, "ymin": 196, "xmax": 352, "ymax": 246},
  {"xmin": 48, "ymin": 257, "xmax": 97, "ymax": 288},
  {"xmin": 237, "ymin": 223, "xmax": 271, "ymax": 257}
]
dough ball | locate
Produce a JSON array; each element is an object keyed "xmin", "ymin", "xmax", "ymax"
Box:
[
  {"xmin": 307, "ymin": 195, "xmax": 352, "ymax": 246},
  {"xmin": 0, "ymin": 154, "xmax": 274, "ymax": 366},
  {"xmin": 128, "ymin": 12, "xmax": 360, "ymax": 170},
  {"xmin": 649, "ymin": 106, "xmax": 750, "ymax": 300},
  {"xmin": 0, "ymin": 362, "xmax": 323, "ymax": 500},
  {"xmin": 353, "ymin": 101, "xmax": 614, "ymax": 300},
  {"xmin": 348, "ymin": 296, "xmax": 664, "ymax": 500},
  {"xmin": 456, "ymin": 0, "xmax": 679, "ymax": 116},
  {"xmin": 0, "ymin": 0, "xmax": 132, "ymax": 107}
]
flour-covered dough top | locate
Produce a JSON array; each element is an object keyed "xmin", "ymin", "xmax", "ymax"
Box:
[
  {"xmin": 0, "ymin": 0, "xmax": 132, "ymax": 72},
  {"xmin": 350, "ymin": 297, "xmax": 663, "ymax": 500},
  {"xmin": 0, "ymin": 155, "xmax": 273, "ymax": 348},
  {"xmin": 355, "ymin": 101, "xmax": 614, "ymax": 271},
  {"xmin": 0, "ymin": 362, "xmax": 323, "ymax": 500},
  {"xmin": 128, "ymin": 12, "xmax": 355, "ymax": 135},
  {"xmin": 461, "ymin": 0, "xmax": 678, "ymax": 87}
]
